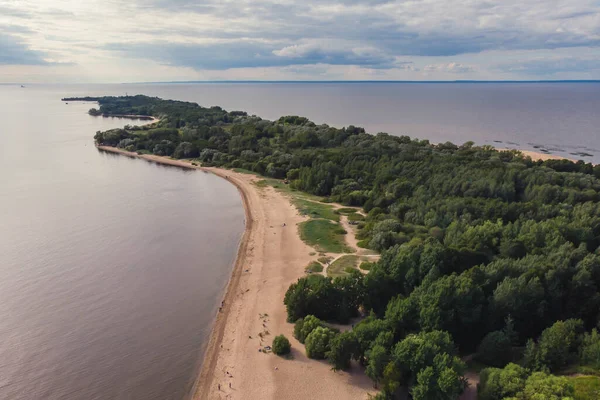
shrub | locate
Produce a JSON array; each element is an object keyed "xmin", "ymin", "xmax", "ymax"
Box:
[
  {"xmin": 294, "ymin": 315, "xmax": 323, "ymax": 344},
  {"xmin": 305, "ymin": 326, "xmax": 336, "ymax": 359},
  {"xmin": 478, "ymin": 363, "xmax": 529, "ymax": 400},
  {"xmin": 272, "ymin": 334, "xmax": 291, "ymax": 356},
  {"xmin": 305, "ymin": 261, "xmax": 323, "ymax": 273},
  {"xmin": 359, "ymin": 262, "xmax": 374, "ymax": 271},
  {"xmin": 357, "ymin": 239, "xmax": 370, "ymax": 248},
  {"xmin": 519, "ymin": 372, "xmax": 574, "ymax": 399}
]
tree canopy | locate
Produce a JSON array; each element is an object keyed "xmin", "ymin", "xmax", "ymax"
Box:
[{"xmin": 86, "ymin": 95, "xmax": 600, "ymax": 399}]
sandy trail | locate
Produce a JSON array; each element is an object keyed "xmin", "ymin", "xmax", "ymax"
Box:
[
  {"xmin": 194, "ymin": 174, "xmax": 374, "ymax": 400},
  {"xmin": 95, "ymin": 146, "xmax": 374, "ymax": 400}
]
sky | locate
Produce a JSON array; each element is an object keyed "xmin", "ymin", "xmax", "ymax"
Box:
[{"xmin": 1, "ymin": 0, "xmax": 599, "ymax": 82}]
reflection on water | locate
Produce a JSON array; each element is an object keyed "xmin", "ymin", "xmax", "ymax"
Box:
[{"xmin": 0, "ymin": 86, "xmax": 244, "ymax": 400}]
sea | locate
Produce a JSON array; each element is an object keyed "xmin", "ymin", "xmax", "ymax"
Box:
[{"xmin": 0, "ymin": 82, "xmax": 598, "ymax": 400}]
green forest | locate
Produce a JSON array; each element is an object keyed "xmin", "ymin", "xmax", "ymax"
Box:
[{"xmin": 80, "ymin": 95, "xmax": 600, "ymax": 399}]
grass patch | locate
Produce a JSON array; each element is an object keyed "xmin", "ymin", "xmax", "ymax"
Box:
[
  {"xmin": 305, "ymin": 261, "xmax": 324, "ymax": 273},
  {"xmin": 348, "ymin": 213, "xmax": 365, "ymax": 222},
  {"xmin": 561, "ymin": 365, "xmax": 600, "ymax": 377},
  {"xmin": 337, "ymin": 207, "xmax": 358, "ymax": 214},
  {"xmin": 299, "ymin": 219, "xmax": 353, "ymax": 253},
  {"xmin": 569, "ymin": 375, "xmax": 600, "ymax": 400},
  {"xmin": 359, "ymin": 261, "xmax": 374, "ymax": 271},
  {"xmin": 292, "ymin": 198, "xmax": 339, "ymax": 221},
  {"xmin": 318, "ymin": 256, "xmax": 333, "ymax": 264},
  {"xmin": 357, "ymin": 239, "xmax": 371, "ymax": 249},
  {"xmin": 254, "ymin": 179, "xmax": 268, "ymax": 188},
  {"xmin": 327, "ymin": 255, "xmax": 359, "ymax": 278},
  {"xmin": 231, "ymin": 168, "xmax": 259, "ymax": 175}
]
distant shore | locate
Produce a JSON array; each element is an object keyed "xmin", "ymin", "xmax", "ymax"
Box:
[{"xmin": 496, "ymin": 148, "xmax": 575, "ymax": 162}]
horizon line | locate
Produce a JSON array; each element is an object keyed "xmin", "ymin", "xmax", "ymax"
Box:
[
  {"xmin": 2, "ymin": 79, "xmax": 600, "ymax": 85},
  {"xmin": 127, "ymin": 79, "xmax": 600, "ymax": 84}
]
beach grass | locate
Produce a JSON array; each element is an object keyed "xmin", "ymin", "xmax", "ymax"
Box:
[
  {"xmin": 347, "ymin": 213, "xmax": 365, "ymax": 222},
  {"xmin": 299, "ymin": 219, "xmax": 353, "ymax": 254},
  {"xmin": 254, "ymin": 179, "xmax": 269, "ymax": 188},
  {"xmin": 292, "ymin": 198, "xmax": 339, "ymax": 221},
  {"xmin": 318, "ymin": 256, "xmax": 333, "ymax": 264},
  {"xmin": 327, "ymin": 255, "xmax": 359, "ymax": 278},
  {"xmin": 231, "ymin": 168, "xmax": 259, "ymax": 175},
  {"xmin": 305, "ymin": 261, "xmax": 324, "ymax": 273},
  {"xmin": 359, "ymin": 261, "xmax": 374, "ymax": 271},
  {"xmin": 569, "ymin": 375, "xmax": 600, "ymax": 400}
]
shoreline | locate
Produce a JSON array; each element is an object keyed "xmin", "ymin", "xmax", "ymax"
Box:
[
  {"xmin": 97, "ymin": 143, "xmax": 594, "ymax": 400},
  {"xmin": 96, "ymin": 145, "xmax": 254, "ymax": 397},
  {"xmin": 496, "ymin": 147, "xmax": 576, "ymax": 162},
  {"xmin": 96, "ymin": 145, "xmax": 374, "ymax": 399}
]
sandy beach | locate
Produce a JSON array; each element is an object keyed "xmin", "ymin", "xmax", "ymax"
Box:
[
  {"xmin": 497, "ymin": 148, "xmax": 574, "ymax": 162},
  {"xmin": 96, "ymin": 145, "xmax": 374, "ymax": 400},
  {"xmin": 97, "ymin": 143, "xmax": 589, "ymax": 400}
]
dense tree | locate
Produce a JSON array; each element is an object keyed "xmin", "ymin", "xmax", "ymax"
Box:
[
  {"xmin": 328, "ymin": 331, "xmax": 359, "ymax": 370},
  {"xmin": 524, "ymin": 319, "xmax": 584, "ymax": 372},
  {"xmin": 580, "ymin": 328, "xmax": 600, "ymax": 368},
  {"xmin": 478, "ymin": 363, "xmax": 530, "ymax": 400},
  {"xmin": 85, "ymin": 95, "xmax": 600, "ymax": 398},
  {"xmin": 293, "ymin": 315, "xmax": 323, "ymax": 344},
  {"xmin": 410, "ymin": 353, "xmax": 466, "ymax": 400},
  {"xmin": 515, "ymin": 371, "xmax": 574, "ymax": 400},
  {"xmin": 305, "ymin": 326, "xmax": 336, "ymax": 359},
  {"xmin": 476, "ymin": 317, "xmax": 517, "ymax": 367},
  {"xmin": 366, "ymin": 344, "xmax": 390, "ymax": 386}
]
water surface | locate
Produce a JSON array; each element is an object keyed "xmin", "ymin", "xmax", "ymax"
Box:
[
  {"xmin": 46, "ymin": 81, "xmax": 600, "ymax": 163},
  {"xmin": 1, "ymin": 80, "xmax": 598, "ymax": 399},
  {"xmin": 0, "ymin": 86, "xmax": 244, "ymax": 400}
]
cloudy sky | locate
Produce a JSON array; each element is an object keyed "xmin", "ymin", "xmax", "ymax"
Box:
[{"xmin": 1, "ymin": 0, "xmax": 599, "ymax": 82}]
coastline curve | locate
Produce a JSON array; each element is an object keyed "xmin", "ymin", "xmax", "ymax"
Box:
[{"xmin": 96, "ymin": 145, "xmax": 254, "ymax": 399}]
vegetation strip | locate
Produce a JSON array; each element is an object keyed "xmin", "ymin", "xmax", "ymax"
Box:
[{"xmin": 82, "ymin": 95, "xmax": 600, "ymax": 400}]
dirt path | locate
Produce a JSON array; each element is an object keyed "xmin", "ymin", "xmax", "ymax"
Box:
[{"xmin": 460, "ymin": 371, "xmax": 480, "ymax": 400}]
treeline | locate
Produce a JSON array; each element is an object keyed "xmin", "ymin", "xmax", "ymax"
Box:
[{"xmin": 90, "ymin": 95, "xmax": 600, "ymax": 399}]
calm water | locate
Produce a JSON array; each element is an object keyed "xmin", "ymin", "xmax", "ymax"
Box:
[
  {"xmin": 0, "ymin": 87, "xmax": 244, "ymax": 399},
  {"xmin": 40, "ymin": 81, "xmax": 600, "ymax": 163},
  {"xmin": 0, "ymin": 82, "xmax": 598, "ymax": 400}
]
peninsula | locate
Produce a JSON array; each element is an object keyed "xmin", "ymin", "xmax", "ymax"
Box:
[{"xmin": 76, "ymin": 95, "xmax": 600, "ymax": 400}]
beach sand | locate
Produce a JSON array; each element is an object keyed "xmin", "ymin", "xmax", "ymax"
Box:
[
  {"xmin": 97, "ymin": 143, "xmax": 587, "ymax": 400},
  {"xmin": 497, "ymin": 148, "xmax": 573, "ymax": 162},
  {"xmin": 96, "ymin": 146, "xmax": 374, "ymax": 400}
]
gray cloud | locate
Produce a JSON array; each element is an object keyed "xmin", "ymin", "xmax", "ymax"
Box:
[
  {"xmin": 122, "ymin": 0, "xmax": 600, "ymax": 63},
  {"xmin": 424, "ymin": 63, "xmax": 474, "ymax": 73},
  {"xmin": 106, "ymin": 41, "xmax": 398, "ymax": 69},
  {"xmin": 0, "ymin": 5, "xmax": 31, "ymax": 18},
  {"xmin": 0, "ymin": 33, "xmax": 48, "ymax": 65},
  {"xmin": 496, "ymin": 57, "xmax": 600, "ymax": 76},
  {"xmin": 2, "ymin": 0, "xmax": 600, "ymax": 79}
]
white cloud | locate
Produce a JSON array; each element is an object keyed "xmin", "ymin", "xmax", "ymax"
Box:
[
  {"xmin": 424, "ymin": 63, "xmax": 475, "ymax": 73},
  {"xmin": 0, "ymin": 0, "xmax": 599, "ymax": 82}
]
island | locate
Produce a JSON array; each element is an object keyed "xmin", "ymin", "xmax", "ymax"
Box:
[{"xmin": 71, "ymin": 95, "xmax": 600, "ymax": 400}]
